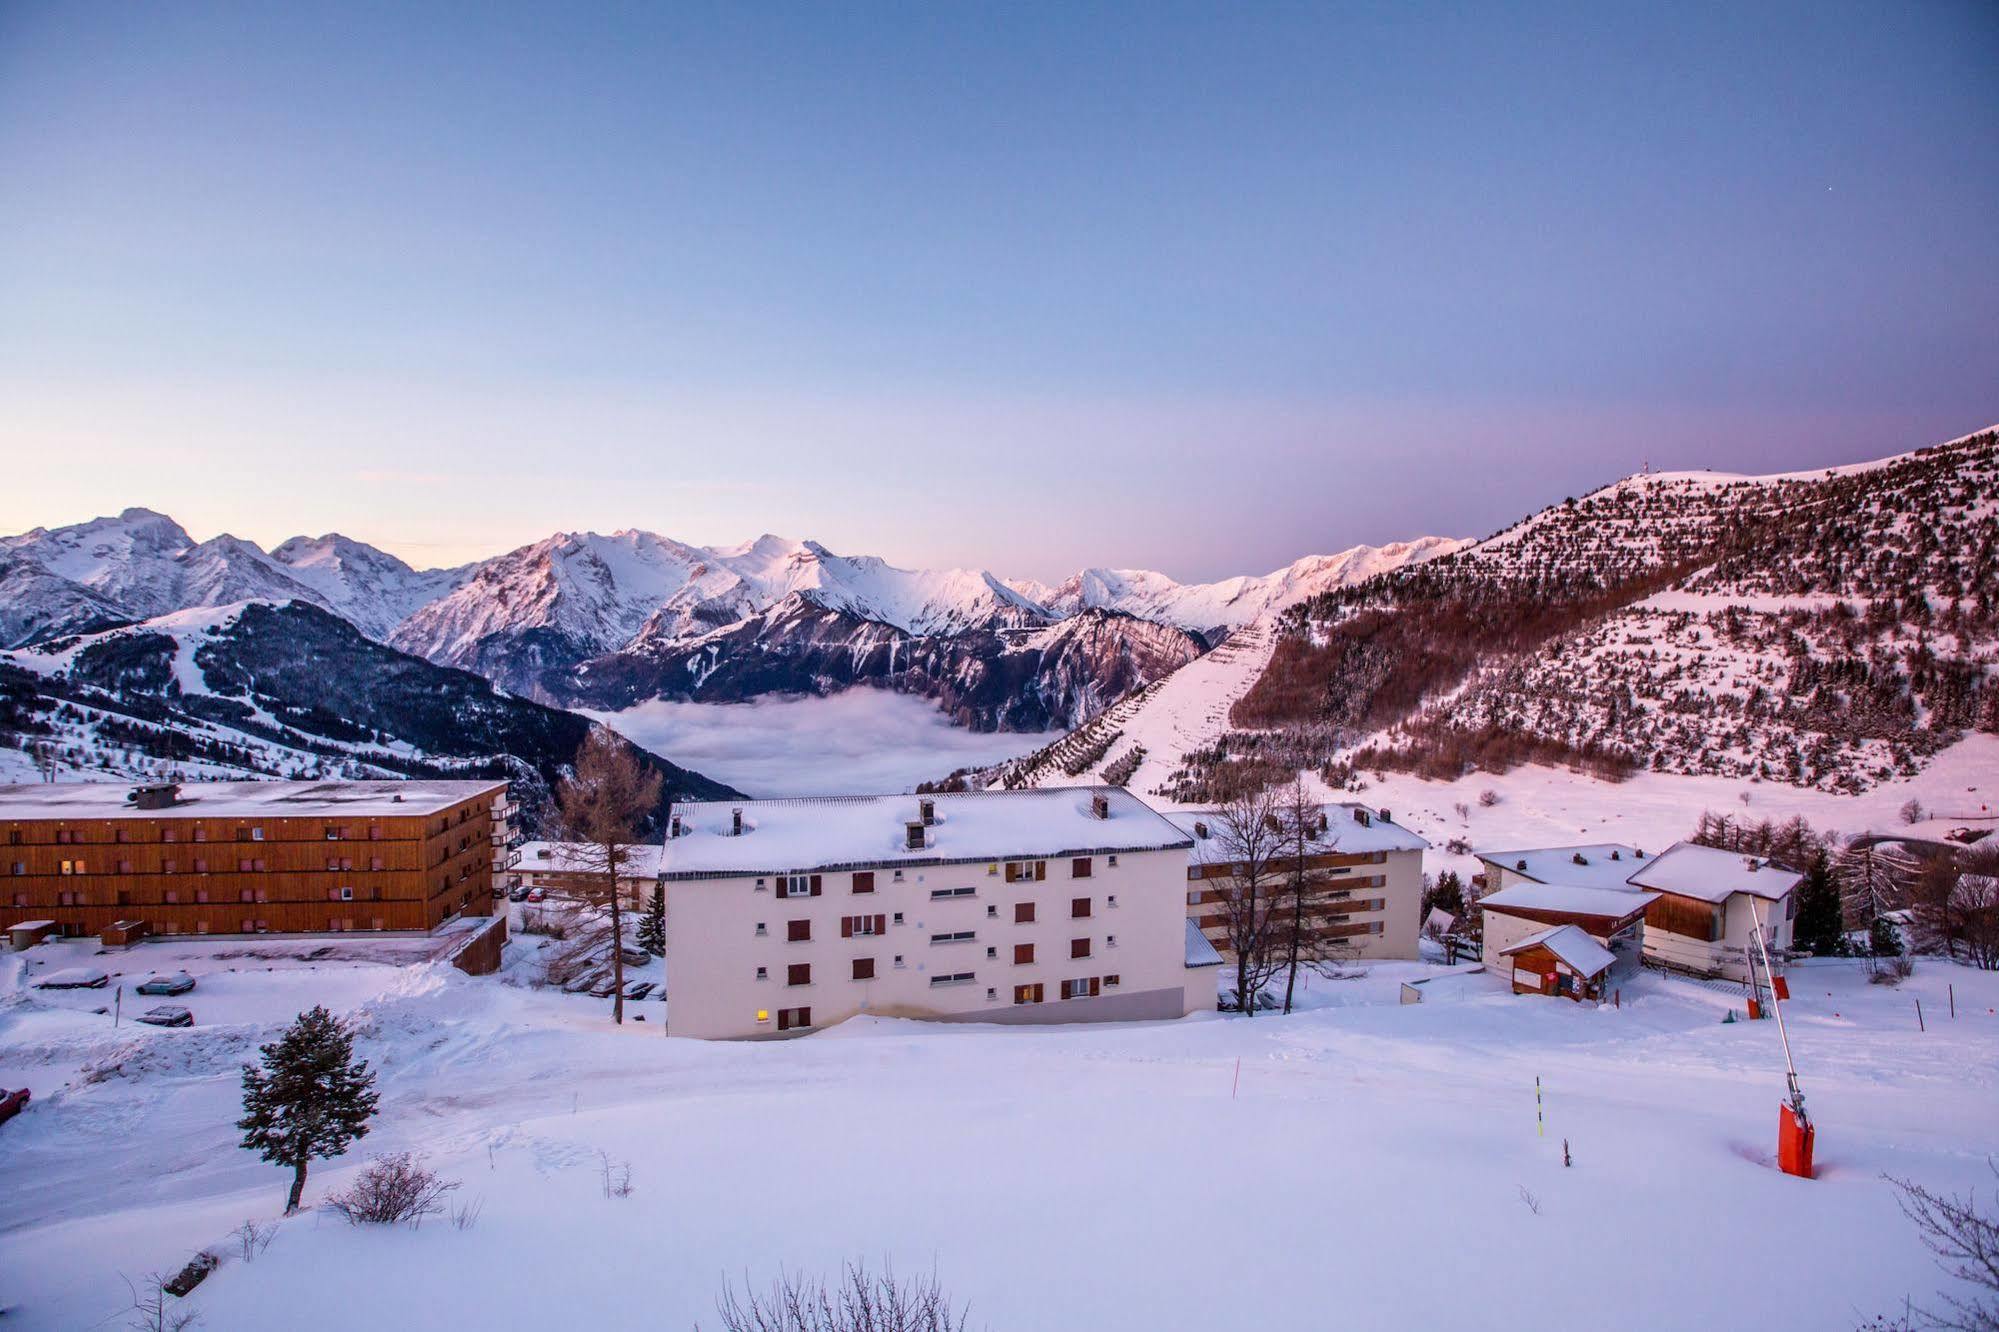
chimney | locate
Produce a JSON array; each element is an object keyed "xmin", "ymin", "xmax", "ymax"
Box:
[
  {"xmin": 1378, "ymin": 808, "xmax": 1392, "ymax": 825},
  {"xmin": 1745, "ymin": 857, "xmax": 1759, "ymax": 872},
  {"xmin": 1610, "ymin": 849, "xmax": 1621, "ymax": 861},
  {"xmin": 920, "ymin": 798, "xmax": 936, "ymax": 826},
  {"xmin": 731, "ymin": 808, "xmax": 743, "ymax": 837},
  {"xmin": 128, "ymin": 782, "xmax": 181, "ymax": 811},
  {"xmin": 1091, "ymin": 793, "xmax": 1109, "ymax": 820},
  {"xmin": 1354, "ymin": 808, "xmax": 1371, "ymax": 827},
  {"xmin": 1316, "ymin": 812, "xmax": 1329, "ymax": 835},
  {"xmin": 1193, "ymin": 820, "xmax": 1209, "ymax": 840},
  {"xmin": 905, "ymin": 821, "xmax": 926, "ymax": 851},
  {"xmin": 669, "ymin": 812, "xmax": 683, "ymax": 839}
]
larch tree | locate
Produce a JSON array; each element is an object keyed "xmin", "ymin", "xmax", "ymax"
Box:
[
  {"xmin": 1273, "ymin": 776, "xmax": 1351, "ymax": 1014},
  {"xmin": 238, "ymin": 1005, "xmax": 380, "ymax": 1213},
  {"xmin": 1833, "ymin": 838, "xmax": 1917, "ymax": 972},
  {"xmin": 554, "ymin": 728, "xmax": 663, "ymax": 1025},
  {"xmin": 1210, "ymin": 784, "xmax": 1287, "ymax": 1016}
]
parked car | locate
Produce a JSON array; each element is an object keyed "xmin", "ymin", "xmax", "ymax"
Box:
[
  {"xmin": 0, "ymin": 1087, "xmax": 29, "ymax": 1125},
  {"xmin": 587, "ymin": 975, "xmax": 621, "ymax": 998},
  {"xmin": 508, "ymin": 885, "xmax": 531, "ymax": 903},
  {"xmin": 136, "ymin": 1005, "xmax": 194, "ymax": 1028},
  {"xmin": 136, "ymin": 972, "xmax": 196, "ymax": 997},
  {"xmin": 560, "ymin": 972, "xmax": 598, "ymax": 994},
  {"xmin": 525, "ymin": 888, "xmax": 546, "ymax": 903},
  {"xmin": 622, "ymin": 980, "xmax": 654, "ymax": 1001},
  {"xmin": 34, "ymin": 968, "xmax": 109, "ymax": 990}
]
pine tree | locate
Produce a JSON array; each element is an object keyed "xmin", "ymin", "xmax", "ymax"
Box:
[
  {"xmin": 1790, "ymin": 850, "xmax": 1846, "ymax": 957},
  {"xmin": 238, "ymin": 1005, "xmax": 381, "ymax": 1213},
  {"xmin": 638, "ymin": 882, "xmax": 666, "ymax": 957}
]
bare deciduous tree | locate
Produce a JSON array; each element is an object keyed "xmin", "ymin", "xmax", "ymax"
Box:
[
  {"xmin": 1209, "ymin": 785, "xmax": 1287, "ymax": 1015},
  {"xmin": 705, "ymin": 1260, "xmax": 973, "ymax": 1332},
  {"xmin": 1834, "ymin": 839, "xmax": 1918, "ymax": 972},
  {"xmin": 1271, "ymin": 777, "xmax": 1357, "ymax": 1013},
  {"xmin": 1910, "ymin": 847, "xmax": 1999, "ymax": 972},
  {"xmin": 1881, "ymin": 1161, "xmax": 1999, "ymax": 1331},
  {"xmin": 325, "ymin": 1153, "xmax": 460, "ymax": 1227},
  {"xmin": 554, "ymin": 728, "xmax": 663, "ymax": 1025}
]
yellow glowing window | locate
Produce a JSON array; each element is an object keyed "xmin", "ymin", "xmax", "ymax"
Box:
[{"xmin": 756, "ymin": 1010, "xmax": 770, "ymax": 1023}]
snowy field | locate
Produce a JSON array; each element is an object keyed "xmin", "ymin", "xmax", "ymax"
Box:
[
  {"xmin": 588, "ymin": 691, "xmax": 1051, "ymax": 797},
  {"xmin": 3, "ymin": 932, "xmax": 1996, "ymax": 1329}
]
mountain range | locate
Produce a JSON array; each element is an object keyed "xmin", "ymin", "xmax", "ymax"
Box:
[{"xmin": 0, "ymin": 511, "xmax": 1456, "ymax": 727}]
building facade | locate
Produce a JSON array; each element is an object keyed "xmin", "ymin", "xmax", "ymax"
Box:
[
  {"xmin": 1473, "ymin": 840, "xmax": 1797, "ymax": 983},
  {"xmin": 662, "ymin": 788, "xmax": 1209, "ymax": 1039},
  {"xmin": 1174, "ymin": 804, "xmax": 1427, "ymax": 964},
  {"xmin": 507, "ymin": 841, "xmax": 663, "ymax": 908},
  {"xmin": 2, "ymin": 779, "xmax": 509, "ymax": 938}
]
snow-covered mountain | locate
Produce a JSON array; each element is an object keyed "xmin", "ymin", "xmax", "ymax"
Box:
[
  {"xmin": 0, "ymin": 507, "xmax": 1466, "ymax": 733},
  {"xmin": 1024, "ymin": 537, "xmax": 1466, "ymax": 639},
  {"xmin": 0, "ymin": 508, "xmax": 469, "ymax": 646},
  {"xmin": 0, "ymin": 599, "xmax": 738, "ymax": 822}
]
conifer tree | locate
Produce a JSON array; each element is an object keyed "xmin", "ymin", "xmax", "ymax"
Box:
[
  {"xmin": 238, "ymin": 1005, "xmax": 381, "ymax": 1213},
  {"xmin": 1790, "ymin": 850, "xmax": 1846, "ymax": 957},
  {"xmin": 638, "ymin": 882, "xmax": 666, "ymax": 957}
]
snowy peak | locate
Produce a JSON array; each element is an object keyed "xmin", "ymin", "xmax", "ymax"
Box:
[{"xmin": 1041, "ymin": 536, "xmax": 1465, "ymax": 636}]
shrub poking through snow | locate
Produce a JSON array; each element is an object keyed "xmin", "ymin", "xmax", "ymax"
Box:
[
  {"xmin": 234, "ymin": 1220, "xmax": 277, "ymax": 1262},
  {"xmin": 707, "ymin": 1259, "xmax": 973, "ymax": 1332},
  {"xmin": 599, "ymin": 1151, "xmax": 635, "ymax": 1199},
  {"xmin": 123, "ymin": 1271, "xmax": 202, "ymax": 1332},
  {"xmin": 237, "ymin": 1005, "xmax": 380, "ymax": 1214},
  {"xmin": 1878, "ymin": 1161, "xmax": 1999, "ymax": 1332},
  {"xmin": 325, "ymin": 1153, "xmax": 459, "ymax": 1227}
]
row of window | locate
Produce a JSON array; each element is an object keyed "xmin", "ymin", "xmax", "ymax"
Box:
[
  {"xmin": 756, "ymin": 931, "xmax": 1116, "ymax": 986},
  {"xmin": 756, "ymin": 971, "xmax": 1124, "ymax": 1031},
  {"xmin": 757, "ymin": 857, "xmax": 1120, "ymax": 898},
  {"xmin": 755, "ymin": 896, "xmax": 1117, "ymax": 942}
]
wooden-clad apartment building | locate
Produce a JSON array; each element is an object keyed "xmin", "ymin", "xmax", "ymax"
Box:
[{"xmin": 1, "ymin": 779, "xmax": 510, "ymax": 938}]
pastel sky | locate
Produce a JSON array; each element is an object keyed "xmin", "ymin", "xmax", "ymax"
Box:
[{"xmin": 2, "ymin": 2, "xmax": 1994, "ymax": 581}]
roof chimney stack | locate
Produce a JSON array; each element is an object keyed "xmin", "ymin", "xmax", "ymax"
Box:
[
  {"xmin": 128, "ymin": 782, "xmax": 180, "ymax": 811},
  {"xmin": 731, "ymin": 807, "xmax": 743, "ymax": 837},
  {"xmin": 1091, "ymin": 793, "xmax": 1110, "ymax": 820},
  {"xmin": 905, "ymin": 821, "xmax": 926, "ymax": 851},
  {"xmin": 920, "ymin": 797, "xmax": 936, "ymax": 826}
]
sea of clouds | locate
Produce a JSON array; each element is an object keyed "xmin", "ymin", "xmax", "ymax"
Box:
[{"xmin": 587, "ymin": 690, "xmax": 1050, "ymax": 799}]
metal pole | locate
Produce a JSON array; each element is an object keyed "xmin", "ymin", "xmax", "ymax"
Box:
[{"xmin": 1748, "ymin": 898, "xmax": 1804, "ymax": 1116}]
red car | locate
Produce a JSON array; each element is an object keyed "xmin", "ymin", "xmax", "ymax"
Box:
[{"xmin": 0, "ymin": 1087, "xmax": 29, "ymax": 1125}]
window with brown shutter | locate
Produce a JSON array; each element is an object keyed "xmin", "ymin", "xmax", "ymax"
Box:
[
  {"xmin": 1014, "ymin": 901, "xmax": 1035, "ymax": 924},
  {"xmin": 852, "ymin": 871, "xmax": 875, "ymax": 894},
  {"xmin": 1014, "ymin": 943, "xmax": 1034, "ymax": 965},
  {"xmin": 787, "ymin": 963, "xmax": 811, "ymax": 987},
  {"xmin": 788, "ymin": 919, "xmax": 811, "ymax": 943},
  {"xmin": 1072, "ymin": 857, "xmax": 1092, "ymax": 878},
  {"xmin": 1072, "ymin": 897, "xmax": 1091, "ymax": 918},
  {"xmin": 852, "ymin": 957, "xmax": 875, "ymax": 981},
  {"xmin": 1071, "ymin": 938, "xmax": 1090, "ymax": 959},
  {"xmin": 1013, "ymin": 983, "xmax": 1044, "ymax": 1005},
  {"xmin": 809, "ymin": 874, "xmax": 822, "ymax": 896}
]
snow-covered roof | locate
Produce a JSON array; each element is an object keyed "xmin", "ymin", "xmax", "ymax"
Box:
[
  {"xmin": 7, "ymin": 919, "xmax": 54, "ymax": 931},
  {"xmin": 1499, "ymin": 924, "xmax": 1618, "ymax": 977},
  {"xmin": 1184, "ymin": 919, "xmax": 1224, "ymax": 968},
  {"xmin": 1624, "ymin": 841, "xmax": 1802, "ymax": 903},
  {"xmin": 1168, "ymin": 804, "xmax": 1428, "ymax": 866},
  {"xmin": 0, "ymin": 779, "xmax": 506, "ymax": 821},
  {"xmin": 661, "ymin": 787, "xmax": 1191, "ymax": 878},
  {"xmin": 1478, "ymin": 881, "xmax": 1657, "ymax": 922},
  {"xmin": 518, "ymin": 841, "xmax": 664, "ymax": 879},
  {"xmin": 1473, "ymin": 843, "xmax": 1654, "ymax": 891}
]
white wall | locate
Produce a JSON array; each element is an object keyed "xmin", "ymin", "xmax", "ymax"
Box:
[{"xmin": 665, "ymin": 846, "xmax": 1197, "ymax": 1039}]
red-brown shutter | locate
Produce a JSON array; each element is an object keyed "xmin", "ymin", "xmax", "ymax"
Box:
[
  {"xmin": 810, "ymin": 874, "xmax": 822, "ymax": 896},
  {"xmin": 841, "ymin": 916, "xmax": 853, "ymax": 938},
  {"xmin": 1072, "ymin": 857, "xmax": 1091, "ymax": 878},
  {"xmin": 1014, "ymin": 943, "xmax": 1033, "ymax": 965},
  {"xmin": 788, "ymin": 963, "xmax": 810, "ymax": 986},
  {"xmin": 853, "ymin": 871, "xmax": 874, "ymax": 894},
  {"xmin": 789, "ymin": 919, "xmax": 811, "ymax": 942},
  {"xmin": 1015, "ymin": 901, "xmax": 1035, "ymax": 923},
  {"xmin": 1071, "ymin": 937, "xmax": 1089, "ymax": 959},
  {"xmin": 1090, "ymin": 977, "xmax": 1101, "ymax": 997},
  {"xmin": 874, "ymin": 913, "xmax": 886, "ymax": 935},
  {"xmin": 1034, "ymin": 861, "xmax": 1046, "ymax": 881}
]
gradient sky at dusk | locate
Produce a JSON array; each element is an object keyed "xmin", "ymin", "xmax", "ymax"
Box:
[{"xmin": 2, "ymin": 2, "xmax": 1994, "ymax": 580}]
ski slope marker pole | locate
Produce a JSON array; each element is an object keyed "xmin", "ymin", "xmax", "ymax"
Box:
[{"xmin": 1536, "ymin": 1076, "xmax": 1544, "ymax": 1137}]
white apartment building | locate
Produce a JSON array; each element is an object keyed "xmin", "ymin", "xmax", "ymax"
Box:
[{"xmin": 660, "ymin": 787, "xmax": 1216, "ymax": 1039}]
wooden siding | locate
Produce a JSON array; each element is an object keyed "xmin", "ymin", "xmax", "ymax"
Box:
[
  {"xmin": 1644, "ymin": 892, "xmax": 1724, "ymax": 942},
  {"xmin": 0, "ymin": 792, "xmax": 498, "ymax": 936}
]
